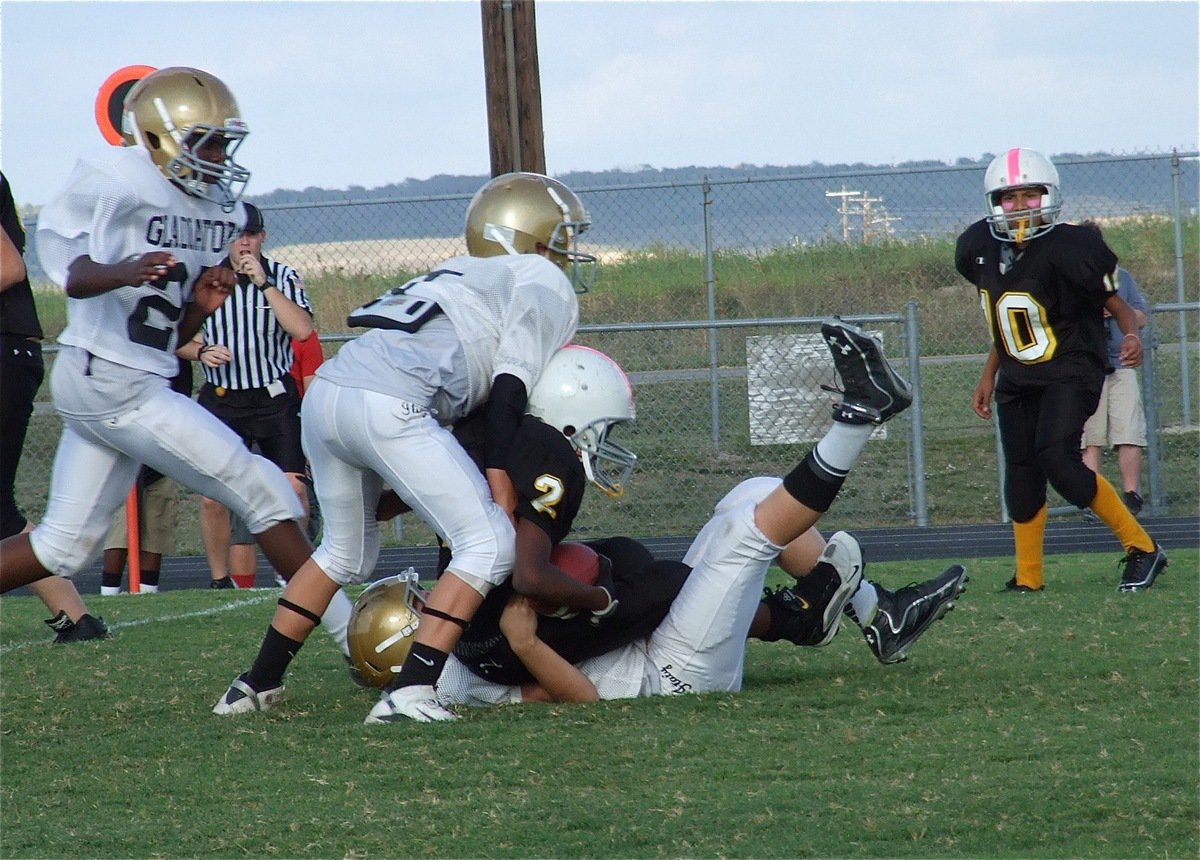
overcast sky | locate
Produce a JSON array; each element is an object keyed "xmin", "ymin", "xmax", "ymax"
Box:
[{"xmin": 2, "ymin": 0, "xmax": 1196, "ymax": 206}]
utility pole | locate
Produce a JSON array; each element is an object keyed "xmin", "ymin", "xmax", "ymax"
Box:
[
  {"xmin": 859, "ymin": 194, "xmax": 883, "ymax": 243},
  {"xmin": 480, "ymin": 0, "xmax": 546, "ymax": 176},
  {"xmin": 825, "ymin": 187, "xmax": 862, "ymax": 243}
]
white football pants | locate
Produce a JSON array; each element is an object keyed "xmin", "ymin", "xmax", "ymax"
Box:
[
  {"xmin": 648, "ymin": 477, "xmax": 785, "ymax": 694},
  {"xmin": 301, "ymin": 379, "xmax": 514, "ymax": 588},
  {"xmin": 31, "ymin": 380, "xmax": 303, "ymax": 577}
]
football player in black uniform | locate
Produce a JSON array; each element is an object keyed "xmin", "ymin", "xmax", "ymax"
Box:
[{"xmin": 956, "ymin": 147, "xmax": 1167, "ymax": 593}]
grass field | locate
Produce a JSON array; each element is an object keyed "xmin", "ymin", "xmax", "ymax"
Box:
[{"xmin": 2, "ymin": 551, "xmax": 1196, "ymax": 859}]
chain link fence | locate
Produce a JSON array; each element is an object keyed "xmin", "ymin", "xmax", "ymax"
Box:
[{"xmin": 19, "ymin": 152, "xmax": 1198, "ymax": 556}]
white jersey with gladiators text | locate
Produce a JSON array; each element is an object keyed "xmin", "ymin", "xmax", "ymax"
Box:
[
  {"xmin": 325, "ymin": 253, "xmax": 578, "ymax": 418},
  {"xmin": 36, "ymin": 146, "xmax": 241, "ymax": 378}
]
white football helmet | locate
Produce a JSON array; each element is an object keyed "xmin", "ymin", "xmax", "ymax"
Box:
[
  {"xmin": 122, "ymin": 66, "xmax": 250, "ymax": 212},
  {"xmin": 346, "ymin": 568, "xmax": 427, "ymax": 688},
  {"xmin": 464, "ymin": 172, "xmax": 597, "ymax": 292},
  {"xmin": 984, "ymin": 147, "xmax": 1062, "ymax": 242},
  {"xmin": 527, "ymin": 345, "xmax": 637, "ymax": 498}
]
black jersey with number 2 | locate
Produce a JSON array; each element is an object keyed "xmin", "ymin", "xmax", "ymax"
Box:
[{"xmin": 955, "ymin": 219, "xmax": 1117, "ymax": 397}]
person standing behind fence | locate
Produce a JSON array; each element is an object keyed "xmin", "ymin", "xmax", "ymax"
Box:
[
  {"xmin": 1, "ymin": 171, "xmax": 108, "ymax": 642},
  {"xmin": 186, "ymin": 202, "xmax": 312, "ymax": 590},
  {"xmin": 1077, "ymin": 220, "xmax": 1150, "ymax": 519},
  {"xmin": 958, "ymin": 147, "xmax": 1167, "ymax": 594}
]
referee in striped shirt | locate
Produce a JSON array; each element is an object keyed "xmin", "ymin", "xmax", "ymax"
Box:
[{"xmin": 181, "ymin": 203, "xmax": 314, "ymax": 588}]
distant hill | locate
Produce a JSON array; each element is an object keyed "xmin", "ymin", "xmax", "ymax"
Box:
[
  {"xmin": 244, "ymin": 152, "xmax": 1197, "ymax": 252},
  {"xmin": 22, "ymin": 153, "xmax": 1196, "ymax": 281}
]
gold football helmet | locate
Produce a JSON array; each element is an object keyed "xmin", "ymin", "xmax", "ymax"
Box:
[
  {"xmin": 347, "ymin": 569, "xmax": 426, "ymax": 688},
  {"xmin": 464, "ymin": 172, "xmax": 596, "ymax": 292},
  {"xmin": 121, "ymin": 66, "xmax": 250, "ymax": 211}
]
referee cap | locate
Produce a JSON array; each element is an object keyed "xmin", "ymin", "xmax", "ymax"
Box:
[{"xmin": 241, "ymin": 202, "xmax": 266, "ymax": 234}]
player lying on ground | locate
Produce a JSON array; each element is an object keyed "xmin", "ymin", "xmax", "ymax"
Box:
[
  {"xmin": 350, "ymin": 526, "xmax": 967, "ymax": 709},
  {"xmin": 380, "ymin": 320, "xmax": 965, "ymax": 712}
]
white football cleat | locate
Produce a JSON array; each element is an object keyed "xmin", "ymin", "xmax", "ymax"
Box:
[
  {"xmin": 364, "ymin": 684, "xmax": 458, "ymax": 724},
  {"xmin": 213, "ymin": 677, "xmax": 284, "ymax": 715}
]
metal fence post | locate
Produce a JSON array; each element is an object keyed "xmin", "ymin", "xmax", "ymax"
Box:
[
  {"xmin": 1141, "ymin": 318, "xmax": 1163, "ymax": 514},
  {"xmin": 1170, "ymin": 149, "xmax": 1192, "ymax": 427},
  {"xmin": 905, "ymin": 301, "xmax": 929, "ymax": 525},
  {"xmin": 702, "ymin": 176, "xmax": 720, "ymax": 454}
]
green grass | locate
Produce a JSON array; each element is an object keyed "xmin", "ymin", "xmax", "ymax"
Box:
[{"xmin": 2, "ymin": 551, "xmax": 1196, "ymax": 859}]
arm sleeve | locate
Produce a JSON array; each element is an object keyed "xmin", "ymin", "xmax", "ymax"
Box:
[
  {"xmin": 483, "ymin": 373, "xmax": 527, "ymax": 471},
  {"xmin": 277, "ymin": 263, "xmax": 313, "ymax": 314}
]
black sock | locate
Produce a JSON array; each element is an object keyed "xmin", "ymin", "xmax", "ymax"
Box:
[
  {"xmin": 245, "ymin": 626, "xmax": 303, "ymax": 692},
  {"xmin": 101, "ymin": 572, "xmax": 123, "ymax": 589},
  {"xmin": 386, "ymin": 643, "xmax": 447, "ymax": 691},
  {"xmin": 781, "ymin": 454, "xmax": 844, "ymax": 513},
  {"xmin": 140, "ymin": 569, "xmax": 160, "ymax": 587}
]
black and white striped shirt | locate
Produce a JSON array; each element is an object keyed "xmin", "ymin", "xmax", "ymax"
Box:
[{"xmin": 201, "ymin": 254, "xmax": 312, "ymax": 389}]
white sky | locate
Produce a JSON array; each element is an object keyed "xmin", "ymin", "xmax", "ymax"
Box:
[{"xmin": 2, "ymin": 0, "xmax": 1197, "ymax": 206}]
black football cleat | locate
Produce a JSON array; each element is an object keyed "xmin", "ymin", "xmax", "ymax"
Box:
[
  {"xmin": 820, "ymin": 318, "xmax": 913, "ymax": 425},
  {"xmin": 864, "ymin": 565, "xmax": 967, "ymax": 664},
  {"xmin": 45, "ymin": 611, "xmax": 110, "ymax": 644},
  {"xmin": 1117, "ymin": 544, "xmax": 1167, "ymax": 593}
]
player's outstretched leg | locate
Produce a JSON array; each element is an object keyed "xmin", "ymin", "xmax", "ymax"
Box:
[
  {"xmin": 858, "ymin": 565, "xmax": 968, "ymax": 664},
  {"xmin": 758, "ymin": 531, "xmax": 864, "ymax": 647},
  {"xmin": 820, "ymin": 318, "xmax": 913, "ymax": 425}
]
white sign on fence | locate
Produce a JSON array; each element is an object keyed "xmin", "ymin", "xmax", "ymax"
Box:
[{"xmin": 747, "ymin": 332, "xmax": 888, "ymax": 445}]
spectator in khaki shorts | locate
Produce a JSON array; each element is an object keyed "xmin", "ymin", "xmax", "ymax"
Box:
[
  {"xmin": 100, "ymin": 468, "xmax": 181, "ymax": 595},
  {"xmin": 1078, "ymin": 220, "xmax": 1149, "ymax": 519}
]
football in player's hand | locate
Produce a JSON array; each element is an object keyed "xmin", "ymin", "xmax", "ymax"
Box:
[{"xmin": 531, "ymin": 542, "xmax": 601, "ymax": 615}]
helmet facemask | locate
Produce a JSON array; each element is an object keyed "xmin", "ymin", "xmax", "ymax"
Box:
[
  {"xmin": 986, "ymin": 184, "xmax": 1062, "ymax": 243},
  {"xmin": 543, "ymin": 186, "xmax": 597, "ymax": 293},
  {"xmin": 151, "ymin": 123, "xmax": 251, "ymax": 212},
  {"xmin": 569, "ymin": 417, "xmax": 637, "ymax": 498}
]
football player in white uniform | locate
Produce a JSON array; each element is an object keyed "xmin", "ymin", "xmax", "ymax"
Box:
[
  {"xmin": 0, "ymin": 67, "xmax": 314, "ymax": 596},
  {"xmin": 434, "ymin": 320, "xmax": 969, "ymax": 707},
  {"xmin": 214, "ymin": 173, "xmax": 606, "ymax": 721}
]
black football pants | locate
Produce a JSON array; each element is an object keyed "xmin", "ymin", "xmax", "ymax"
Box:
[{"xmin": 997, "ymin": 380, "xmax": 1102, "ymax": 523}]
